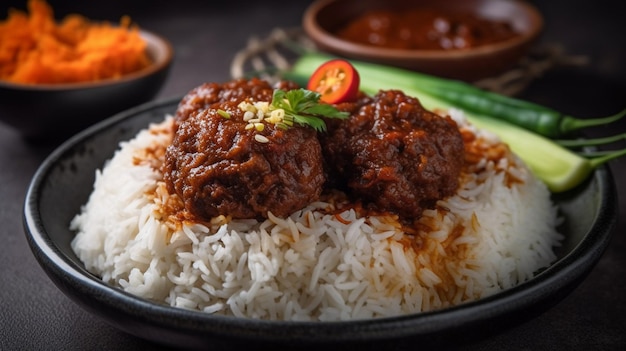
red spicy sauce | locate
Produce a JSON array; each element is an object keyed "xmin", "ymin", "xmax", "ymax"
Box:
[{"xmin": 335, "ymin": 8, "xmax": 519, "ymax": 50}]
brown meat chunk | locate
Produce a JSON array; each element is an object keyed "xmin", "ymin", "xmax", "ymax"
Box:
[
  {"xmin": 320, "ymin": 90, "xmax": 464, "ymax": 219},
  {"xmin": 162, "ymin": 79, "xmax": 325, "ymax": 221},
  {"xmin": 175, "ymin": 77, "xmax": 299, "ymax": 123}
]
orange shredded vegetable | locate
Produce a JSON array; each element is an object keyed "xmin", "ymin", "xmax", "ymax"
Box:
[{"xmin": 0, "ymin": 0, "xmax": 151, "ymax": 84}]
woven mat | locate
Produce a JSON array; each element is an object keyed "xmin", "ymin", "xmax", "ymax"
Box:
[{"xmin": 231, "ymin": 27, "xmax": 588, "ymax": 97}]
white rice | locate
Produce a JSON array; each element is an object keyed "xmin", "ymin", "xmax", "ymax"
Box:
[{"xmin": 70, "ymin": 110, "xmax": 563, "ymax": 321}]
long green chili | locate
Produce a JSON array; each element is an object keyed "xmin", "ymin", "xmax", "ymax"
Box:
[
  {"xmin": 555, "ymin": 132, "xmax": 626, "ymax": 148},
  {"xmin": 465, "ymin": 114, "xmax": 626, "ymax": 193},
  {"xmin": 284, "ymin": 53, "xmax": 626, "ymax": 192},
  {"xmin": 416, "ymin": 82, "xmax": 626, "ymax": 138},
  {"xmin": 288, "ymin": 53, "xmax": 626, "ymax": 138}
]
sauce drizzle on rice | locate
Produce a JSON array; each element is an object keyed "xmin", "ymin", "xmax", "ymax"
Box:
[{"xmin": 69, "ymin": 104, "xmax": 562, "ymax": 319}]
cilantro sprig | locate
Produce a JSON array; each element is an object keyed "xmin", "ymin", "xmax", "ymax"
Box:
[{"xmin": 270, "ymin": 89, "xmax": 349, "ymax": 132}]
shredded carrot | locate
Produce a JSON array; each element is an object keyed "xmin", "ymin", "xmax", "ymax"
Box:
[{"xmin": 0, "ymin": 0, "xmax": 151, "ymax": 84}]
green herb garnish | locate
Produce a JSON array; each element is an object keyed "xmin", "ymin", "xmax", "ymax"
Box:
[
  {"xmin": 270, "ymin": 88, "xmax": 349, "ymax": 132},
  {"xmin": 217, "ymin": 109, "xmax": 231, "ymax": 119}
]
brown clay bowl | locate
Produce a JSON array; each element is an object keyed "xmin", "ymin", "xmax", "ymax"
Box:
[{"xmin": 302, "ymin": 0, "xmax": 543, "ymax": 81}]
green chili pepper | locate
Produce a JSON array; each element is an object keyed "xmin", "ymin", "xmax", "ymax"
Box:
[
  {"xmin": 283, "ymin": 53, "xmax": 626, "ymax": 192},
  {"xmin": 416, "ymin": 81, "xmax": 626, "ymax": 138},
  {"xmin": 466, "ymin": 114, "xmax": 626, "ymax": 193},
  {"xmin": 555, "ymin": 132, "xmax": 626, "ymax": 148},
  {"xmin": 288, "ymin": 53, "xmax": 625, "ymax": 138}
]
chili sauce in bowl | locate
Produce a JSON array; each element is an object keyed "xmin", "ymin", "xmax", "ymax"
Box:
[{"xmin": 303, "ymin": 0, "xmax": 543, "ymax": 81}]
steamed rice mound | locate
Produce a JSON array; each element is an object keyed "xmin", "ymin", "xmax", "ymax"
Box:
[{"xmin": 70, "ymin": 109, "xmax": 562, "ymax": 321}]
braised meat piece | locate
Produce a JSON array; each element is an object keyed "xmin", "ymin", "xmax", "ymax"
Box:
[
  {"xmin": 320, "ymin": 90, "xmax": 465, "ymax": 219},
  {"xmin": 162, "ymin": 79, "xmax": 325, "ymax": 220},
  {"xmin": 175, "ymin": 77, "xmax": 299, "ymax": 123}
]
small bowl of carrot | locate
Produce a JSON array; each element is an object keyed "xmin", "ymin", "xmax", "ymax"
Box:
[{"xmin": 0, "ymin": 0, "xmax": 173, "ymax": 141}]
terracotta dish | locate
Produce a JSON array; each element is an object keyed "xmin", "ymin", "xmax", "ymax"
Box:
[{"xmin": 303, "ymin": 0, "xmax": 543, "ymax": 81}]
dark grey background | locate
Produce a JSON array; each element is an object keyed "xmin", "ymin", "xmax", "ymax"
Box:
[{"xmin": 1, "ymin": 1, "xmax": 624, "ymax": 349}]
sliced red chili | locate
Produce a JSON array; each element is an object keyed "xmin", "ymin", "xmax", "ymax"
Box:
[{"xmin": 307, "ymin": 59, "xmax": 360, "ymax": 104}]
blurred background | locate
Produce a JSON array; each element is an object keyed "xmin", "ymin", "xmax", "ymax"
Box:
[
  {"xmin": 9, "ymin": 0, "xmax": 621, "ymax": 107},
  {"xmin": 1, "ymin": 0, "xmax": 624, "ymax": 350}
]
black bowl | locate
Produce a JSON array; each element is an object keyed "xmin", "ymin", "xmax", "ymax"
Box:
[
  {"xmin": 23, "ymin": 98, "xmax": 617, "ymax": 349},
  {"xmin": 0, "ymin": 30, "xmax": 173, "ymax": 141}
]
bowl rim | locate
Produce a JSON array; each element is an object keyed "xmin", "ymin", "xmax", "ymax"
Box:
[
  {"xmin": 302, "ymin": 0, "xmax": 544, "ymax": 60},
  {"xmin": 0, "ymin": 29, "xmax": 174, "ymax": 91},
  {"xmin": 21, "ymin": 97, "xmax": 618, "ymax": 345}
]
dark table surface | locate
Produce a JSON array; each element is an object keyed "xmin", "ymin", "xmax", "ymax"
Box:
[{"xmin": 1, "ymin": 1, "xmax": 625, "ymax": 350}]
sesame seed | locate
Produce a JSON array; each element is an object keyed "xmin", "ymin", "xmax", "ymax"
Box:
[
  {"xmin": 238, "ymin": 101, "xmax": 255, "ymax": 113},
  {"xmin": 243, "ymin": 111, "xmax": 255, "ymax": 121},
  {"xmin": 254, "ymin": 134, "xmax": 269, "ymax": 143},
  {"xmin": 255, "ymin": 101, "xmax": 269, "ymax": 112}
]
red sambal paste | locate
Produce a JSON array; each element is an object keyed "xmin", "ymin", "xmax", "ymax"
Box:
[{"xmin": 335, "ymin": 8, "xmax": 519, "ymax": 50}]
